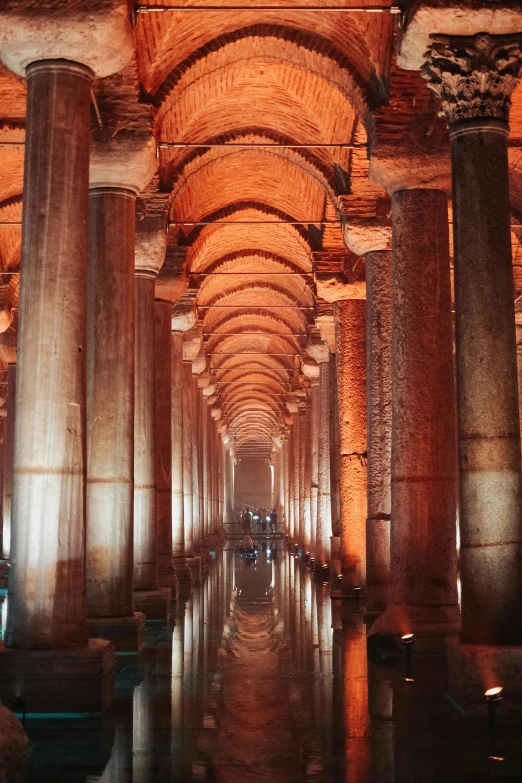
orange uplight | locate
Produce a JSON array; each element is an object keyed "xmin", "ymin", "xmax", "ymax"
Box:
[
  {"xmin": 401, "ymin": 633, "xmax": 414, "ymax": 643},
  {"xmin": 485, "ymin": 686, "xmax": 503, "ymax": 699}
]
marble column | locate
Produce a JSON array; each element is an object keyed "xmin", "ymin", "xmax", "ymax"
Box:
[
  {"xmin": 310, "ymin": 380, "xmax": 320, "ymax": 564},
  {"xmin": 191, "ymin": 377, "xmax": 201, "ymax": 556},
  {"xmin": 132, "ymin": 238, "xmax": 172, "ymax": 619},
  {"xmin": 341, "ymin": 223, "xmax": 393, "ymax": 614},
  {"xmin": 317, "ymin": 354, "xmax": 333, "ymax": 570},
  {"xmin": 282, "ymin": 435, "xmax": 290, "ymax": 533},
  {"xmin": 171, "ymin": 331, "xmax": 191, "ymax": 594},
  {"xmin": 333, "ymin": 299, "xmax": 367, "ymax": 595},
  {"xmin": 2, "ymin": 363, "xmax": 15, "ymax": 560},
  {"xmin": 182, "ymin": 362, "xmax": 194, "ymax": 558},
  {"xmin": 0, "ymin": 5, "xmax": 132, "ymax": 702},
  {"xmin": 201, "ymin": 398, "xmax": 209, "ymax": 541},
  {"xmin": 288, "ymin": 425, "xmax": 296, "ymax": 542},
  {"xmin": 86, "ymin": 186, "xmax": 145, "ymax": 651},
  {"xmin": 302, "ymin": 406, "xmax": 312, "ymax": 555},
  {"xmin": 7, "ymin": 60, "xmax": 93, "ymax": 654},
  {"xmin": 292, "ymin": 413, "xmax": 302, "ymax": 547},
  {"xmin": 298, "ymin": 407, "xmax": 307, "ymax": 550},
  {"xmin": 371, "ymin": 188, "xmax": 459, "ymax": 646},
  {"xmin": 423, "ymin": 34, "xmax": 522, "ymax": 647},
  {"xmin": 365, "ymin": 251, "xmax": 392, "ymax": 614},
  {"xmin": 153, "ymin": 301, "xmax": 178, "ymax": 603}
]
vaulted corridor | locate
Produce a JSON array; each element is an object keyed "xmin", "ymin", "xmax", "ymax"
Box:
[{"xmin": 3, "ymin": 0, "xmax": 522, "ymax": 778}]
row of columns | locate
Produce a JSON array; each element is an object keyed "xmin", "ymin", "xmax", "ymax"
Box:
[{"xmin": 332, "ymin": 31, "xmax": 522, "ymax": 663}]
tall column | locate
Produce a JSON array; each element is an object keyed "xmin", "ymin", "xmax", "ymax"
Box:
[
  {"xmin": 2, "ymin": 363, "xmax": 15, "ymax": 560},
  {"xmin": 288, "ymin": 424, "xmax": 296, "ymax": 542},
  {"xmin": 7, "ymin": 60, "xmax": 93, "ymax": 653},
  {"xmin": 365, "ymin": 250, "xmax": 392, "ymax": 614},
  {"xmin": 371, "ymin": 188, "xmax": 459, "ymax": 645},
  {"xmin": 423, "ymin": 34, "xmax": 522, "ymax": 647},
  {"xmin": 201, "ymin": 398, "xmax": 208, "ymax": 541},
  {"xmin": 298, "ymin": 407, "xmax": 307, "ymax": 550},
  {"xmin": 317, "ymin": 354, "xmax": 333, "ymax": 570},
  {"xmin": 303, "ymin": 406, "xmax": 312, "ymax": 555},
  {"xmin": 182, "ymin": 361, "xmax": 194, "ymax": 558},
  {"xmin": 191, "ymin": 377, "xmax": 201, "ymax": 557},
  {"xmin": 151, "ymin": 301, "xmax": 177, "ymax": 610},
  {"xmin": 171, "ymin": 300, "xmax": 198, "ymax": 593},
  {"xmin": 0, "ymin": 3, "xmax": 133, "ymax": 706},
  {"xmin": 333, "ymin": 299, "xmax": 367, "ymax": 595},
  {"xmin": 86, "ymin": 186, "xmax": 145, "ymax": 651},
  {"xmin": 341, "ymin": 223, "xmax": 393, "ymax": 614},
  {"xmin": 293, "ymin": 412, "xmax": 301, "ymax": 548},
  {"xmin": 282, "ymin": 435, "xmax": 290, "ymax": 533},
  {"xmin": 310, "ymin": 380, "xmax": 320, "ymax": 564},
  {"xmin": 133, "ymin": 223, "xmax": 172, "ymax": 620}
]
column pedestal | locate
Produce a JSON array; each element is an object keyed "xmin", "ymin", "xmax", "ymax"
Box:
[
  {"xmin": 0, "ymin": 639, "xmax": 115, "ymax": 714},
  {"xmin": 134, "ymin": 588, "xmax": 172, "ymax": 623},
  {"xmin": 87, "ymin": 614, "xmax": 145, "ymax": 655}
]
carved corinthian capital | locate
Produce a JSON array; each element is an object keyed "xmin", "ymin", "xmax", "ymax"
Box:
[{"xmin": 421, "ymin": 33, "xmax": 522, "ymax": 126}]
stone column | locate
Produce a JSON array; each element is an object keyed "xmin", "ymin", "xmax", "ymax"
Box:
[
  {"xmin": 423, "ymin": 34, "xmax": 522, "ymax": 649},
  {"xmin": 341, "ymin": 224, "xmax": 393, "ymax": 614},
  {"xmin": 183, "ymin": 362, "xmax": 194, "ymax": 558},
  {"xmin": 0, "ymin": 3, "xmax": 133, "ymax": 709},
  {"xmin": 171, "ymin": 300, "xmax": 197, "ymax": 594},
  {"xmin": 310, "ymin": 380, "xmax": 320, "ymax": 564},
  {"xmin": 282, "ymin": 435, "xmax": 290, "ymax": 533},
  {"xmin": 333, "ymin": 300, "xmax": 367, "ymax": 596},
  {"xmin": 298, "ymin": 407, "xmax": 307, "ymax": 550},
  {"xmin": 2, "ymin": 363, "xmax": 15, "ymax": 560},
  {"xmin": 288, "ymin": 424, "xmax": 295, "ymax": 542},
  {"xmin": 86, "ymin": 187, "xmax": 145, "ymax": 651},
  {"xmin": 307, "ymin": 341, "xmax": 332, "ymax": 570},
  {"xmin": 153, "ymin": 301, "xmax": 178, "ymax": 604},
  {"xmin": 365, "ymin": 251, "xmax": 392, "ymax": 614},
  {"xmin": 292, "ymin": 413, "xmax": 302, "ymax": 547},
  {"xmin": 318, "ymin": 356, "xmax": 332, "ymax": 569},
  {"xmin": 133, "ymin": 221, "xmax": 171, "ymax": 621},
  {"xmin": 371, "ymin": 188, "xmax": 459, "ymax": 647}
]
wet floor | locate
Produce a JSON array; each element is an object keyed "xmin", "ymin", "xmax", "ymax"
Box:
[{"xmin": 6, "ymin": 544, "xmax": 522, "ymax": 781}]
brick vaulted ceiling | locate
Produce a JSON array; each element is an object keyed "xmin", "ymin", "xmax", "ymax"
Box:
[{"xmin": 2, "ymin": 1, "xmax": 522, "ymax": 450}]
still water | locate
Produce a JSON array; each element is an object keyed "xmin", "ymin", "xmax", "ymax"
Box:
[{"xmin": 8, "ymin": 544, "xmax": 522, "ymax": 781}]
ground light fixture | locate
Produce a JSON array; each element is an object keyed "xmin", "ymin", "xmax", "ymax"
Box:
[
  {"xmin": 485, "ymin": 686, "xmax": 503, "ymax": 739},
  {"xmin": 401, "ymin": 633, "xmax": 414, "ymax": 682}
]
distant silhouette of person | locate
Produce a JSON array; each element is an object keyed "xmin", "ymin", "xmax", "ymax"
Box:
[
  {"xmin": 269, "ymin": 509, "xmax": 278, "ymax": 533},
  {"xmin": 243, "ymin": 507, "xmax": 252, "ymax": 533}
]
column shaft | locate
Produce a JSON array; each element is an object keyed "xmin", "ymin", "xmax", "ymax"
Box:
[
  {"xmin": 7, "ymin": 60, "xmax": 92, "ymax": 649},
  {"xmin": 375, "ymin": 188, "xmax": 458, "ymax": 639},
  {"xmin": 317, "ymin": 360, "xmax": 332, "ymax": 568},
  {"xmin": 155, "ymin": 301, "xmax": 175, "ymax": 586},
  {"xmin": 183, "ymin": 363, "xmax": 194, "ymax": 556},
  {"xmin": 133, "ymin": 274, "xmax": 158, "ymax": 591},
  {"xmin": 334, "ymin": 299, "xmax": 367, "ymax": 594},
  {"xmin": 452, "ymin": 121, "xmax": 522, "ymax": 644},
  {"xmin": 86, "ymin": 186, "xmax": 135, "ymax": 619},
  {"xmin": 365, "ymin": 250, "xmax": 392, "ymax": 613},
  {"xmin": 171, "ymin": 332, "xmax": 184, "ymax": 558},
  {"xmin": 2, "ymin": 364, "xmax": 15, "ymax": 560},
  {"xmin": 310, "ymin": 381, "xmax": 319, "ymax": 562}
]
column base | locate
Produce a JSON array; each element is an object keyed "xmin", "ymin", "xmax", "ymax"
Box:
[
  {"xmin": 365, "ymin": 584, "xmax": 389, "ymax": 617},
  {"xmin": 158, "ymin": 561, "xmax": 179, "ymax": 595},
  {"xmin": 133, "ymin": 588, "xmax": 172, "ymax": 622},
  {"xmin": 187, "ymin": 556, "xmax": 202, "ymax": 584},
  {"xmin": 87, "ymin": 613, "xmax": 145, "ymax": 654},
  {"xmin": 447, "ymin": 638, "xmax": 522, "ymax": 716},
  {"xmin": 368, "ymin": 602, "xmax": 460, "ymax": 653},
  {"xmin": 174, "ymin": 557, "xmax": 193, "ymax": 598},
  {"xmin": 0, "ymin": 638, "xmax": 115, "ymax": 714}
]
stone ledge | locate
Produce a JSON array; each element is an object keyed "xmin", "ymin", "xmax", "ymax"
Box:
[{"xmin": 0, "ymin": 638, "xmax": 115, "ymax": 713}]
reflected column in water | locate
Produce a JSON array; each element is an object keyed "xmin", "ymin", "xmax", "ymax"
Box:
[{"xmin": 342, "ymin": 613, "xmax": 371, "ymax": 782}]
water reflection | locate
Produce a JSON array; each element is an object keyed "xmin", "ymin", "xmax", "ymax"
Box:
[{"xmin": 23, "ymin": 545, "xmax": 522, "ymax": 781}]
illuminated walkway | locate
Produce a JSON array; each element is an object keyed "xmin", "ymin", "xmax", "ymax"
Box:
[{"xmin": 9, "ymin": 546, "xmax": 522, "ymax": 782}]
